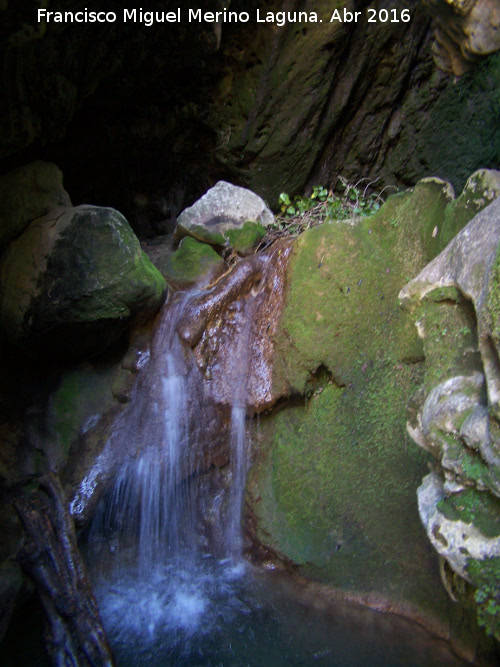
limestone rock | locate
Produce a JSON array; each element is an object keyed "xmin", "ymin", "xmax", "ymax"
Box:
[
  {"xmin": 0, "ymin": 161, "xmax": 71, "ymax": 250},
  {"xmin": 424, "ymin": 0, "xmax": 500, "ymax": 74},
  {"xmin": 0, "ymin": 205, "xmax": 166, "ymax": 359},
  {"xmin": 401, "ymin": 195, "xmax": 500, "ymax": 638},
  {"xmin": 418, "ymin": 472, "xmax": 500, "ymax": 579},
  {"xmin": 175, "ymin": 181, "xmax": 273, "ymax": 247},
  {"xmin": 400, "ymin": 196, "xmax": 500, "ymax": 415}
]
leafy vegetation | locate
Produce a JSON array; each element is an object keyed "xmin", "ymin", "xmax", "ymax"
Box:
[{"xmin": 258, "ymin": 177, "xmax": 394, "ymax": 250}]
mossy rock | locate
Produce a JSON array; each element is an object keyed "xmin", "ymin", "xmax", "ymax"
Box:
[
  {"xmin": 160, "ymin": 236, "xmax": 225, "ymax": 288},
  {"xmin": 0, "ymin": 205, "xmax": 167, "ymax": 359},
  {"xmin": 438, "ymin": 489, "xmax": 500, "ymax": 540},
  {"xmin": 49, "ymin": 364, "xmax": 118, "ymax": 462},
  {"xmin": 246, "ymin": 174, "xmax": 500, "ymax": 630},
  {"xmin": 426, "ymin": 170, "xmax": 500, "ymax": 258},
  {"xmin": 247, "ymin": 183, "xmax": 467, "ymax": 621},
  {"xmin": 224, "ymin": 221, "xmax": 267, "ymax": 256},
  {"xmin": 174, "ymin": 180, "xmax": 273, "ymax": 249},
  {"xmin": 400, "ymin": 171, "xmax": 500, "ymax": 263}
]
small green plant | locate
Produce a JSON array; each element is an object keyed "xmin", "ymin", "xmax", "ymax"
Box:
[
  {"xmin": 279, "ymin": 185, "xmax": 331, "ymax": 216},
  {"xmin": 278, "ymin": 180, "xmax": 383, "ymax": 221},
  {"xmin": 259, "ymin": 177, "xmax": 394, "ymax": 251}
]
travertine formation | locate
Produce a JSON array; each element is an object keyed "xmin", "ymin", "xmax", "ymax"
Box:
[
  {"xmin": 400, "ymin": 195, "xmax": 500, "ymax": 640},
  {"xmin": 424, "ymin": 0, "xmax": 500, "ymax": 74}
]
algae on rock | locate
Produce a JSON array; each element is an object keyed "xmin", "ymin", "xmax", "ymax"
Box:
[
  {"xmin": 401, "ymin": 196, "xmax": 500, "ymax": 640},
  {"xmin": 246, "ymin": 172, "xmax": 500, "ymax": 634}
]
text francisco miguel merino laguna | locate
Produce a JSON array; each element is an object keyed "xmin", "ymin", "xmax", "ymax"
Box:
[{"xmin": 37, "ymin": 6, "xmax": 412, "ymax": 26}]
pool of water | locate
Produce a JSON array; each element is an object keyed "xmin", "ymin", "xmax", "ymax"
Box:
[{"xmin": 92, "ymin": 558, "xmax": 470, "ymax": 667}]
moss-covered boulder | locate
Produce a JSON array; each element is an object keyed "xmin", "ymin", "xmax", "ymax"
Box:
[
  {"xmin": 245, "ymin": 173, "xmax": 500, "ymax": 632},
  {"xmin": 152, "ymin": 236, "xmax": 225, "ymax": 289},
  {"xmin": 424, "ymin": 169, "xmax": 500, "ymax": 259},
  {"xmin": 0, "ymin": 205, "xmax": 166, "ymax": 359},
  {"xmin": 174, "ymin": 181, "xmax": 273, "ymax": 251}
]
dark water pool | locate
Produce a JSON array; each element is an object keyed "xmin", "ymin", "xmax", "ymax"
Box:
[{"xmin": 89, "ymin": 559, "xmax": 470, "ymax": 667}]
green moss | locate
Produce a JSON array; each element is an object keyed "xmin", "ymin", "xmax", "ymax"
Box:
[
  {"xmin": 50, "ymin": 364, "xmax": 116, "ymax": 456},
  {"xmin": 410, "ymin": 179, "xmax": 455, "ymax": 261},
  {"xmin": 187, "ymin": 224, "xmax": 226, "ymax": 247},
  {"xmin": 466, "ymin": 557, "xmax": 500, "ymax": 640},
  {"xmin": 424, "ymin": 286, "xmax": 463, "ymax": 304},
  {"xmin": 437, "ymin": 489, "xmax": 500, "ymax": 538},
  {"xmin": 224, "ymin": 221, "xmax": 267, "ymax": 255},
  {"xmin": 459, "ymin": 449, "xmax": 500, "ymax": 496},
  {"xmin": 249, "ymin": 358, "xmax": 453, "ymax": 614},
  {"xmin": 417, "ymin": 300, "xmax": 480, "ymax": 392},
  {"xmin": 247, "ymin": 185, "xmax": 477, "ymax": 618},
  {"xmin": 272, "ymin": 184, "xmax": 435, "ymax": 395},
  {"xmin": 487, "ymin": 244, "xmax": 500, "ymax": 343},
  {"xmin": 162, "ymin": 236, "xmax": 224, "ymax": 287}
]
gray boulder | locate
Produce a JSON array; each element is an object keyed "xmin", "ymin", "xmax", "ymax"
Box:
[
  {"xmin": 174, "ymin": 181, "xmax": 274, "ymax": 248},
  {"xmin": 0, "ymin": 205, "xmax": 167, "ymax": 359}
]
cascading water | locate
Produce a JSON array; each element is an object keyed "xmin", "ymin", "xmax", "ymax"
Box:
[
  {"xmin": 88, "ymin": 292, "xmax": 207, "ymax": 571},
  {"xmin": 84, "ymin": 280, "xmax": 257, "ymax": 660},
  {"xmin": 225, "ymin": 296, "xmax": 255, "ymax": 563},
  {"xmin": 78, "ymin": 253, "xmax": 471, "ymax": 667}
]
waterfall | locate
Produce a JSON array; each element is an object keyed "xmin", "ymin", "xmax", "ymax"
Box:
[
  {"xmin": 88, "ymin": 292, "xmax": 207, "ymax": 575},
  {"xmin": 84, "ymin": 274, "xmax": 257, "ymax": 652},
  {"xmin": 225, "ymin": 296, "xmax": 254, "ymax": 562},
  {"xmin": 69, "ymin": 243, "xmax": 468, "ymax": 667}
]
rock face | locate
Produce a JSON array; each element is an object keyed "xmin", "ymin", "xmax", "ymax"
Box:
[
  {"xmin": 1, "ymin": 1, "xmax": 498, "ymax": 218},
  {"xmin": 0, "ymin": 205, "xmax": 166, "ymax": 359},
  {"xmin": 1, "ymin": 175, "xmax": 499, "ymax": 658},
  {"xmin": 400, "ymin": 196, "xmax": 500, "ymax": 640},
  {"xmin": 174, "ymin": 181, "xmax": 273, "ymax": 250},
  {"xmin": 0, "ymin": 161, "xmax": 71, "ymax": 250},
  {"xmin": 243, "ymin": 172, "xmax": 500, "ymax": 638}
]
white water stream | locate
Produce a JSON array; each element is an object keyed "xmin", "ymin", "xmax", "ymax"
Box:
[
  {"xmin": 79, "ymin": 285, "xmax": 471, "ymax": 667},
  {"xmin": 85, "ymin": 286, "xmax": 254, "ymax": 645}
]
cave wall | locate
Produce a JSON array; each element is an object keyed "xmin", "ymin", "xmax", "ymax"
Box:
[{"xmin": 1, "ymin": 0, "xmax": 499, "ymax": 223}]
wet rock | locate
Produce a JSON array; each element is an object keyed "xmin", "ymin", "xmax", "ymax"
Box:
[
  {"xmin": 177, "ymin": 240, "xmax": 292, "ymax": 412},
  {"xmin": 0, "ymin": 161, "xmax": 71, "ymax": 250},
  {"xmin": 174, "ymin": 181, "xmax": 273, "ymax": 248},
  {"xmin": 0, "ymin": 205, "xmax": 166, "ymax": 360}
]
